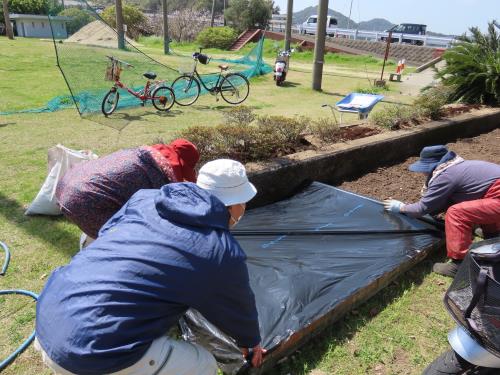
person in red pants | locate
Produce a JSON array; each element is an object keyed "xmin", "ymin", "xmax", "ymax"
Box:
[{"xmin": 383, "ymin": 145, "xmax": 500, "ymax": 277}]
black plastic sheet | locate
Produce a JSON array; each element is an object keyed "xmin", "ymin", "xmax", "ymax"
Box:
[{"xmin": 180, "ymin": 182, "xmax": 443, "ymax": 374}]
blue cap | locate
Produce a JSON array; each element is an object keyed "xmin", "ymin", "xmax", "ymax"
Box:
[{"xmin": 409, "ymin": 145, "xmax": 449, "ymax": 173}]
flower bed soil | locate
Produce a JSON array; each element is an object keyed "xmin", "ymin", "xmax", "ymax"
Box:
[{"xmin": 337, "ymin": 128, "xmax": 500, "ymax": 203}]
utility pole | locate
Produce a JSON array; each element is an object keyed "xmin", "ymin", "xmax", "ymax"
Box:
[
  {"xmin": 210, "ymin": 0, "xmax": 216, "ymax": 27},
  {"xmin": 312, "ymin": 0, "xmax": 328, "ymax": 91},
  {"xmin": 115, "ymin": 0, "xmax": 125, "ymax": 50},
  {"xmin": 284, "ymin": 0, "xmax": 293, "ymax": 51},
  {"xmin": 162, "ymin": 0, "xmax": 169, "ymax": 54},
  {"xmin": 2, "ymin": 0, "xmax": 14, "ymax": 40}
]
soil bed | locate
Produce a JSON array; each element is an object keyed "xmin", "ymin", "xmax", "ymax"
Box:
[{"xmin": 338, "ymin": 128, "xmax": 500, "ymax": 203}]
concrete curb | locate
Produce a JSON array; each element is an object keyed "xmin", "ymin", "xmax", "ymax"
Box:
[{"xmin": 248, "ymin": 108, "xmax": 500, "ymax": 208}]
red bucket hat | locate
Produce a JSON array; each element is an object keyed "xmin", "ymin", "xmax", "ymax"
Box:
[
  {"xmin": 151, "ymin": 139, "xmax": 199, "ymax": 182},
  {"xmin": 170, "ymin": 139, "xmax": 200, "ymax": 182}
]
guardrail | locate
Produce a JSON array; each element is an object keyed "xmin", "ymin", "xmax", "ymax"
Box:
[{"xmin": 267, "ymin": 22, "xmax": 455, "ymax": 48}]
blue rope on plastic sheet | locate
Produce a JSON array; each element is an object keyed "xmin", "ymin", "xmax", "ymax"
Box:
[
  {"xmin": 0, "ymin": 242, "xmax": 39, "ymax": 371},
  {"xmin": 1, "ymin": 241, "xmax": 10, "ymax": 276}
]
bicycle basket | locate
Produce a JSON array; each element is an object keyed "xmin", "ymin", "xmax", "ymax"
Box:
[
  {"xmin": 444, "ymin": 238, "xmax": 500, "ymax": 356},
  {"xmin": 105, "ymin": 60, "xmax": 121, "ymax": 81},
  {"xmin": 197, "ymin": 53, "xmax": 210, "ymax": 65}
]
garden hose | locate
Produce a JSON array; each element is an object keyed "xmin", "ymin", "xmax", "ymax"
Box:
[
  {"xmin": 1, "ymin": 241, "xmax": 10, "ymax": 276},
  {"xmin": 0, "ymin": 242, "xmax": 39, "ymax": 372}
]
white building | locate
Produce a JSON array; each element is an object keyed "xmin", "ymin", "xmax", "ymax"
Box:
[{"xmin": 9, "ymin": 14, "xmax": 71, "ymax": 39}]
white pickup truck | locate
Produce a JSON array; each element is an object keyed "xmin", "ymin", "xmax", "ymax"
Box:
[{"xmin": 300, "ymin": 15, "xmax": 338, "ymax": 36}]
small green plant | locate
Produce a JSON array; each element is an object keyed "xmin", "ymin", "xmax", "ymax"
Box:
[
  {"xmin": 415, "ymin": 85, "xmax": 454, "ymax": 120},
  {"xmin": 196, "ymin": 26, "xmax": 238, "ymax": 50},
  {"xmin": 308, "ymin": 117, "xmax": 341, "ymax": 142},
  {"xmin": 354, "ymin": 85, "xmax": 389, "ymax": 95},
  {"xmin": 222, "ymin": 106, "xmax": 256, "ymax": 126},
  {"xmin": 371, "ymin": 105, "xmax": 420, "ymax": 130}
]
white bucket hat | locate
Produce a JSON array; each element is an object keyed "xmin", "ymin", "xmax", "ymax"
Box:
[{"xmin": 196, "ymin": 159, "xmax": 257, "ymax": 206}]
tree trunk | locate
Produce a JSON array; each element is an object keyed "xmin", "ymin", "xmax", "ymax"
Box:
[
  {"xmin": 210, "ymin": 0, "xmax": 216, "ymax": 27},
  {"xmin": 312, "ymin": 0, "xmax": 328, "ymax": 91},
  {"xmin": 2, "ymin": 0, "xmax": 14, "ymax": 40},
  {"xmin": 115, "ymin": 0, "xmax": 125, "ymax": 50},
  {"xmin": 162, "ymin": 0, "xmax": 169, "ymax": 54}
]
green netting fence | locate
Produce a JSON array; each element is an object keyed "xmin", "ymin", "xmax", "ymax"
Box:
[{"xmin": 1, "ymin": 0, "xmax": 271, "ymax": 129}]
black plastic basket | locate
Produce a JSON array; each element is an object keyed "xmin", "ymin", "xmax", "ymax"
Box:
[
  {"xmin": 197, "ymin": 53, "xmax": 210, "ymax": 65},
  {"xmin": 444, "ymin": 238, "xmax": 500, "ymax": 357}
]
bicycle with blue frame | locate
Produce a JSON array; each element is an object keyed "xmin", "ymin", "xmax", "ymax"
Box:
[{"xmin": 172, "ymin": 49, "xmax": 250, "ymax": 106}]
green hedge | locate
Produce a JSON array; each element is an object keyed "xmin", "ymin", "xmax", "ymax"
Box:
[{"xmin": 196, "ymin": 26, "xmax": 238, "ymax": 50}]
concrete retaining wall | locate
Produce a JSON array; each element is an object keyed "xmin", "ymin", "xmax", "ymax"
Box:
[{"xmin": 248, "ymin": 108, "xmax": 500, "ymax": 208}]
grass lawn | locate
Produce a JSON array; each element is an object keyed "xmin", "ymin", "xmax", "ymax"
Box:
[{"xmin": 0, "ymin": 36, "xmax": 452, "ymax": 375}]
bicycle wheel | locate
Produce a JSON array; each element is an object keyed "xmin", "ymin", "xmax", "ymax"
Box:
[
  {"xmin": 101, "ymin": 89, "xmax": 119, "ymax": 116},
  {"xmin": 220, "ymin": 73, "xmax": 250, "ymax": 105},
  {"xmin": 151, "ymin": 86, "xmax": 175, "ymax": 111},
  {"xmin": 172, "ymin": 75, "xmax": 200, "ymax": 106}
]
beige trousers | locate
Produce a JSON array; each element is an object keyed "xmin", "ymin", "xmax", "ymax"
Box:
[{"xmin": 35, "ymin": 336, "xmax": 217, "ymax": 375}]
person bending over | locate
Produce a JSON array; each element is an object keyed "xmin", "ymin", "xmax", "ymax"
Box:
[
  {"xmin": 55, "ymin": 139, "xmax": 199, "ymax": 241},
  {"xmin": 36, "ymin": 159, "xmax": 265, "ymax": 375},
  {"xmin": 384, "ymin": 145, "xmax": 500, "ymax": 277}
]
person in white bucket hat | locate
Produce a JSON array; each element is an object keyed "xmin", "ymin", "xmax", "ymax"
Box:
[
  {"xmin": 35, "ymin": 159, "xmax": 265, "ymax": 375},
  {"xmin": 197, "ymin": 158, "xmax": 257, "ymax": 228}
]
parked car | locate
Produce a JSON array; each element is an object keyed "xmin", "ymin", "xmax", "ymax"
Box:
[
  {"xmin": 301, "ymin": 15, "xmax": 338, "ymax": 36},
  {"xmin": 380, "ymin": 23, "xmax": 427, "ymax": 45}
]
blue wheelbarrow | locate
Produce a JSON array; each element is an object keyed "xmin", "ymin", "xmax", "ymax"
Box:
[{"xmin": 322, "ymin": 92, "xmax": 384, "ymax": 124}]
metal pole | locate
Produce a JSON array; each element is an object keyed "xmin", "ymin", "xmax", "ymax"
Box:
[
  {"xmin": 162, "ymin": 0, "xmax": 169, "ymax": 54},
  {"xmin": 2, "ymin": 0, "xmax": 14, "ymax": 40},
  {"xmin": 380, "ymin": 30, "xmax": 392, "ymax": 82},
  {"xmin": 115, "ymin": 0, "xmax": 125, "ymax": 50},
  {"xmin": 284, "ymin": 0, "xmax": 293, "ymax": 51},
  {"xmin": 312, "ymin": 0, "xmax": 328, "ymax": 91}
]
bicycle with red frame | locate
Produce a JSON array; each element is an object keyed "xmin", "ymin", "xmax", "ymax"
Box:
[{"xmin": 101, "ymin": 56, "xmax": 175, "ymax": 116}]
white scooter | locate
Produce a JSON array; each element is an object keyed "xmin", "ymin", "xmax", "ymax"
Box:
[
  {"xmin": 423, "ymin": 238, "xmax": 500, "ymax": 375},
  {"xmin": 273, "ymin": 49, "xmax": 293, "ymax": 86}
]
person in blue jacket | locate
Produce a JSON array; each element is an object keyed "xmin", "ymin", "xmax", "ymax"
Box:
[{"xmin": 35, "ymin": 159, "xmax": 265, "ymax": 375}]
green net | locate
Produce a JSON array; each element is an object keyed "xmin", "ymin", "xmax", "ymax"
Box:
[{"xmin": 1, "ymin": 0, "xmax": 271, "ymax": 129}]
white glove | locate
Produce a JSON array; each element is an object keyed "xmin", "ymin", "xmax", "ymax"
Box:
[{"xmin": 383, "ymin": 199, "xmax": 404, "ymax": 213}]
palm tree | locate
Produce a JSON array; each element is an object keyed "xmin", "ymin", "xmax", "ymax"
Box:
[
  {"xmin": 437, "ymin": 21, "xmax": 500, "ymax": 106},
  {"xmin": 3, "ymin": 0, "xmax": 14, "ymax": 39}
]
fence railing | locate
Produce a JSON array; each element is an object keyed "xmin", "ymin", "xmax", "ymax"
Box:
[{"xmin": 267, "ymin": 21, "xmax": 455, "ymax": 48}]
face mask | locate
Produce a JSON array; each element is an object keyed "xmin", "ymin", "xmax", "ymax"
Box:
[{"xmin": 229, "ymin": 213, "xmax": 242, "ymax": 228}]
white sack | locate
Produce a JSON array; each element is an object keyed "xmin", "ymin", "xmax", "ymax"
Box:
[{"xmin": 25, "ymin": 144, "xmax": 98, "ymax": 216}]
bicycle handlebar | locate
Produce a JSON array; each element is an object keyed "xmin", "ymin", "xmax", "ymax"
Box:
[{"xmin": 106, "ymin": 55, "xmax": 134, "ymax": 68}]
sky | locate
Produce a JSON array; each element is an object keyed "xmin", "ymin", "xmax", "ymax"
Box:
[{"xmin": 273, "ymin": 0, "xmax": 499, "ymax": 35}]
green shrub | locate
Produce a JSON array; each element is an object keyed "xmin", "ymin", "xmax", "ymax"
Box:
[
  {"xmin": 222, "ymin": 106, "xmax": 256, "ymax": 126},
  {"xmin": 371, "ymin": 105, "xmax": 420, "ymax": 130},
  {"xmin": 436, "ymin": 22, "xmax": 500, "ymax": 106},
  {"xmin": 58, "ymin": 8, "xmax": 93, "ymax": 35},
  {"xmin": 196, "ymin": 27, "xmax": 238, "ymax": 50},
  {"xmin": 176, "ymin": 115, "xmax": 308, "ymax": 164},
  {"xmin": 102, "ymin": 4, "xmax": 146, "ymax": 39},
  {"xmin": 414, "ymin": 85, "xmax": 454, "ymax": 120},
  {"xmin": 308, "ymin": 117, "xmax": 341, "ymax": 142},
  {"xmin": 256, "ymin": 115, "xmax": 307, "ymax": 146}
]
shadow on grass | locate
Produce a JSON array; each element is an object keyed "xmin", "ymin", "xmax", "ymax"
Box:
[
  {"xmin": 0, "ymin": 192, "xmax": 79, "ymax": 257},
  {"xmin": 0, "ymin": 122, "xmax": 16, "ymax": 128},
  {"xmin": 268, "ymin": 250, "xmax": 448, "ymax": 375}
]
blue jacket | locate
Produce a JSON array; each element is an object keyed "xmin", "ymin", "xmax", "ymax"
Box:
[{"xmin": 36, "ymin": 183, "xmax": 261, "ymax": 375}]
